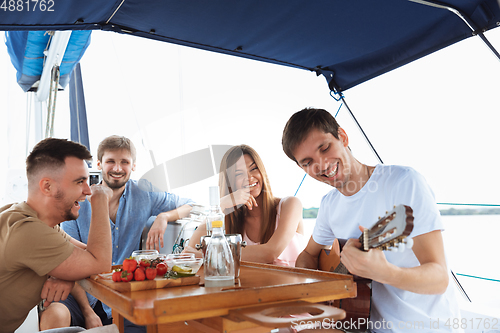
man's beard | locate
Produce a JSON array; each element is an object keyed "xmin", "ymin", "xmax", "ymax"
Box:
[
  {"xmin": 55, "ymin": 189, "xmax": 79, "ymax": 221},
  {"xmin": 103, "ymin": 172, "xmax": 129, "ymax": 189}
]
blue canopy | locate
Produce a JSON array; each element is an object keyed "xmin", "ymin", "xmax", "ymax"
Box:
[
  {"xmin": 1, "ymin": 0, "xmax": 499, "ymax": 91},
  {"xmin": 5, "ymin": 31, "xmax": 91, "ymax": 91}
]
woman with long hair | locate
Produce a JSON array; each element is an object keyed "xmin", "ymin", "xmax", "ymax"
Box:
[{"xmin": 186, "ymin": 145, "xmax": 306, "ymax": 266}]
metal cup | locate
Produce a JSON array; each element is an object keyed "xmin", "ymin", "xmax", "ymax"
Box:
[{"xmin": 197, "ymin": 233, "xmax": 246, "ymax": 279}]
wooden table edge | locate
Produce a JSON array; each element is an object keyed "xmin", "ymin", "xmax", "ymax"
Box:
[{"xmin": 80, "ymin": 261, "xmax": 358, "ymax": 327}]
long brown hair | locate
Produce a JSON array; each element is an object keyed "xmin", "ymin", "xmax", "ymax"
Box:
[{"xmin": 218, "ymin": 145, "xmax": 278, "ymax": 244}]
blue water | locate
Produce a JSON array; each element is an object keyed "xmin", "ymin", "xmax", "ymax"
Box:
[{"xmin": 303, "ymin": 215, "xmax": 500, "ymax": 309}]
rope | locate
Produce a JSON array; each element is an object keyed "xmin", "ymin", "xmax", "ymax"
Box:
[
  {"xmin": 438, "ymin": 202, "xmax": 500, "ymax": 207},
  {"xmin": 25, "ymin": 93, "xmax": 32, "ymax": 156},
  {"xmin": 329, "ymin": 90, "xmax": 343, "ymax": 102},
  {"xmin": 456, "ymin": 273, "xmax": 500, "ymax": 283},
  {"xmin": 294, "ymin": 174, "xmax": 307, "ymax": 197},
  {"xmin": 334, "ymin": 102, "xmax": 343, "ymax": 117},
  {"xmin": 45, "ymin": 66, "xmax": 60, "ymax": 138},
  {"xmin": 45, "ymin": 73, "xmax": 54, "ymax": 137}
]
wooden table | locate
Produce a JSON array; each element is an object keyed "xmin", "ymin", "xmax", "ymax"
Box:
[{"xmin": 78, "ymin": 261, "xmax": 356, "ymax": 332}]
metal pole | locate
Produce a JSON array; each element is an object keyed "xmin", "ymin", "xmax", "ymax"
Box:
[
  {"xmin": 409, "ymin": 0, "xmax": 500, "ymax": 61},
  {"xmin": 340, "ymin": 95, "xmax": 384, "ymax": 164}
]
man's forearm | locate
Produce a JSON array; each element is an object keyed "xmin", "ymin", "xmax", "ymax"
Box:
[
  {"xmin": 341, "ymin": 230, "xmax": 450, "ymax": 295},
  {"xmin": 86, "ymin": 196, "xmax": 112, "ymax": 272},
  {"xmin": 378, "ymin": 261, "xmax": 449, "ymax": 294},
  {"xmin": 72, "ymin": 283, "xmax": 95, "ymax": 317},
  {"xmin": 159, "ymin": 204, "xmax": 193, "ymax": 222},
  {"xmin": 295, "ymin": 250, "xmax": 319, "ymax": 269}
]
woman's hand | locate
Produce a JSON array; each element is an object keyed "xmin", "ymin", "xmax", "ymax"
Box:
[
  {"xmin": 182, "ymin": 245, "xmax": 203, "ymax": 258},
  {"xmin": 220, "ymin": 189, "xmax": 258, "ymax": 212}
]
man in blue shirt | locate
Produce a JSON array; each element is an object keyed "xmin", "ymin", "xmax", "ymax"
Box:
[{"xmin": 39, "ymin": 135, "xmax": 194, "ymax": 332}]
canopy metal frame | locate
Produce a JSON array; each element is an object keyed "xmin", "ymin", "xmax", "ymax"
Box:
[
  {"xmin": 409, "ymin": 0, "xmax": 500, "ymax": 61},
  {"xmin": 333, "ymin": 0, "xmax": 500, "ymax": 165}
]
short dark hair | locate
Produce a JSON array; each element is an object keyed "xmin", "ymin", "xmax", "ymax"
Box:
[
  {"xmin": 26, "ymin": 138, "xmax": 92, "ymax": 180},
  {"xmin": 97, "ymin": 135, "xmax": 136, "ymax": 162},
  {"xmin": 282, "ymin": 108, "xmax": 340, "ymax": 163}
]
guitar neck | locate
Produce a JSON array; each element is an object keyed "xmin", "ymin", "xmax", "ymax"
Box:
[
  {"xmin": 360, "ymin": 205, "xmax": 414, "ymax": 251},
  {"xmin": 319, "ymin": 204, "xmax": 414, "ymax": 274}
]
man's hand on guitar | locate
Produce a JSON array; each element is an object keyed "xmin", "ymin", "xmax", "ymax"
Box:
[
  {"xmin": 340, "ymin": 237, "xmax": 390, "ymax": 282},
  {"xmin": 325, "ymin": 206, "xmax": 414, "ymax": 284}
]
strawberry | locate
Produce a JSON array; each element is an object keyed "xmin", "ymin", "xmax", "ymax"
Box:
[
  {"xmin": 122, "ymin": 257, "xmax": 137, "ymax": 273},
  {"xmin": 145, "ymin": 267, "xmax": 157, "ymax": 280},
  {"xmin": 134, "ymin": 267, "xmax": 146, "ymax": 281},
  {"xmin": 156, "ymin": 263, "xmax": 167, "ymax": 276},
  {"xmin": 112, "ymin": 269, "xmax": 122, "ymax": 282},
  {"xmin": 121, "ymin": 270, "xmax": 134, "ymax": 282},
  {"xmin": 139, "ymin": 259, "xmax": 151, "ymax": 267}
]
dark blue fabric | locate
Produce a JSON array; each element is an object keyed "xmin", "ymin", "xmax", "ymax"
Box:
[
  {"xmin": 2, "ymin": 0, "xmax": 500, "ymax": 91},
  {"xmin": 56, "ymin": 295, "xmax": 143, "ymax": 332},
  {"xmin": 69, "ymin": 62, "xmax": 90, "ymax": 151},
  {"xmin": 56, "ymin": 295, "xmax": 112, "ymax": 327}
]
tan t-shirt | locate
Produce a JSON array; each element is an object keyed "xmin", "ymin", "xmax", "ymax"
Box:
[{"xmin": 0, "ymin": 202, "xmax": 74, "ymax": 333}]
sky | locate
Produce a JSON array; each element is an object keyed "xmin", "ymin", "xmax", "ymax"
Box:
[{"xmin": 1, "ymin": 27, "xmax": 500, "ymax": 210}]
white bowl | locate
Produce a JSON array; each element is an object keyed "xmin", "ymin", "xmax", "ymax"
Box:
[
  {"xmin": 131, "ymin": 250, "xmax": 159, "ymax": 263},
  {"xmin": 165, "ymin": 253, "xmax": 194, "ymax": 265},
  {"xmin": 169, "ymin": 258, "xmax": 203, "ymax": 274},
  {"xmin": 166, "ymin": 253, "xmax": 195, "ymax": 260}
]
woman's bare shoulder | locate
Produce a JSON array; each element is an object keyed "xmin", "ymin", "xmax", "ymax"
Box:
[
  {"xmin": 280, "ymin": 196, "xmax": 302, "ymax": 206},
  {"xmin": 278, "ymin": 196, "xmax": 303, "ymax": 213}
]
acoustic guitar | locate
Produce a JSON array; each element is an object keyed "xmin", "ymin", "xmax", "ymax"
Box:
[{"xmin": 318, "ymin": 204, "xmax": 414, "ymax": 330}]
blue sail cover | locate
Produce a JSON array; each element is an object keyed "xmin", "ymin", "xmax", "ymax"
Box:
[
  {"xmin": 69, "ymin": 62, "xmax": 90, "ymax": 151},
  {"xmin": 5, "ymin": 30, "xmax": 91, "ymax": 91},
  {"xmin": 1, "ymin": 0, "xmax": 499, "ymax": 91}
]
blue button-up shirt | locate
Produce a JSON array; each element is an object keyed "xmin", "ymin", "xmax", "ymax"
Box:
[{"xmin": 61, "ymin": 179, "xmax": 194, "ymax": 318}]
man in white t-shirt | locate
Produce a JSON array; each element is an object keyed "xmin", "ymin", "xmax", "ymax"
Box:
[{"xmin": 281, "ymin": 108, "xmax": 461, "ymax": 333}]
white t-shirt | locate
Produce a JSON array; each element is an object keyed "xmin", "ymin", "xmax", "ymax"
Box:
[{"xmin": 313, "ymin": 164, "xmax": 462, "ymax": 333}]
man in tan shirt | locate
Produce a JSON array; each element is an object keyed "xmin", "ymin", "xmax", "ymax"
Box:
[{"xmin": 0, "ymin": 138, "xmax": 113, "ymax": 333}]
